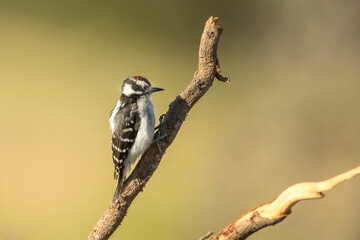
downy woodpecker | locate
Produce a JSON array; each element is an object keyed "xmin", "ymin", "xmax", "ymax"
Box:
[{"xmin": 109, "ymin": 76, "xmax": 164, "ymax": 197}]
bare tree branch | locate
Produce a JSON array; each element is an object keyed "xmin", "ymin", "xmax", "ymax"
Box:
[
  {"xmin": 88, "ymin": 16, "xmax": 228, "ymax": 240},
  {"xmin": 199, "ymin": 231, "xmax": 214, "ymax": 240},
  {"xmin": 210, "ymin": 165, "xmax": 360, "ymax": 240}
]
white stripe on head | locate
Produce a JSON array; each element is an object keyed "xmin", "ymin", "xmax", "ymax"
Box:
[
  {"xmin": 122, "ymin": 83, "xmax": 142, "ymax": 96},
  {"xmin": 130, "ymin": 78, "xmax": 149, "ymax": 88},
  {"xmin": 129, "ymin": 76, "xmax": 150, "ymax": 87}
]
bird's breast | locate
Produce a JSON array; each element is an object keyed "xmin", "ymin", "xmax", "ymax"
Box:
[{"xmin": 127, "ymin": 97, "xmax": 155, "ymax": 164}]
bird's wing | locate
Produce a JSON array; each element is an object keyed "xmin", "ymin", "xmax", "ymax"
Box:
[{"xmin": 111, "ymin": 101, "xmax": 140, "ymax": 182}]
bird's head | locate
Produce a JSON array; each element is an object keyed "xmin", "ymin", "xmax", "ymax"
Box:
[{"xmin": 121, "ymin": 76, "xmax": 164, "ymax": 97}]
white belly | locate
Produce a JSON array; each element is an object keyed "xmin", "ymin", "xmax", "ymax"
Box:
[{"xmin": 123, "ymin": 96, "xmax": 155, "ymax": 178}]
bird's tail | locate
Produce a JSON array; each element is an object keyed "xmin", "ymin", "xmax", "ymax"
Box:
[{"xmin": 112, "ymin": 176, "xmax": 124, "ymax": 201}]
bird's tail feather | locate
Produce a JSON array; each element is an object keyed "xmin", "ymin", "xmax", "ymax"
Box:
[{"xmin": 112, "ymin": 177, "xmax": 123, "ymax": 201}]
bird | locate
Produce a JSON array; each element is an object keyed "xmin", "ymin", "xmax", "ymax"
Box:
[{"xmin": 109, "ymin": 76, "xmax": 164, "ymax": 198}]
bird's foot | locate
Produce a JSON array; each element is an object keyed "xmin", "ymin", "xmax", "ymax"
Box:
[
  {"xmin": 154, "ymin": 114, "xmax": 166, "ymax": 130},
  {"xmin": 154, "ymin": 114, "xmax": 167, "ymax": 153}
]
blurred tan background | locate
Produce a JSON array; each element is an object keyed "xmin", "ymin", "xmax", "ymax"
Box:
[{"xmin": 1, "ymin": 1, "xmax": 359, "ymax": 239}]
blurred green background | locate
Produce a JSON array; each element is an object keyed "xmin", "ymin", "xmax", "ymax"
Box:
[{"xmin": 1, "ymin": 0, "xmax": 359, "ymax": 239}]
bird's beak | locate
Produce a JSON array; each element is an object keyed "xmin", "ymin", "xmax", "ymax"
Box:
[{"xmin": 150, "ymin": 87, "xmax": 164, "ymax": 93}]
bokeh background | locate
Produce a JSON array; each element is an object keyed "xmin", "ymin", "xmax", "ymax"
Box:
[{"xmin": 1, "ymin": 1, "xmax": 359, "ymax": 239}]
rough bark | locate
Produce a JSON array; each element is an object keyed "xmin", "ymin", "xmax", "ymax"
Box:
[
  {"xmin": 88, "ymin": 16, "xmax": 360, "ymax": 240},
  {"xmin": 88, "ymin": 16, "xmax": 229, "ymax": 240}
]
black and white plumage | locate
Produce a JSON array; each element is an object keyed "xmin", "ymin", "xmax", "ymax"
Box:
[{"xmin": 109, "ymin": 76, "xmax": 163, "ymax": 197}]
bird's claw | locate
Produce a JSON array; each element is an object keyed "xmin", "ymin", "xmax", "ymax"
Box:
[
  {"xmin": 155, "ymin": 114, "xmax": 166, "ymax": 130},
  {"xmin": 154, "ymin": 114, "xmax": 167, "ymax": 153}
]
